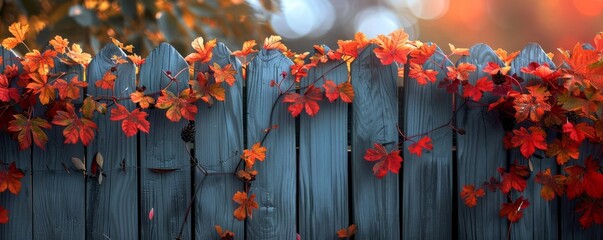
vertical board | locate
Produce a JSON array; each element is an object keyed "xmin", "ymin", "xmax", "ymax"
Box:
[
  {"xmin": 298, "ymin": 59, "xmax": 349, "ymax": 239},
  {"xmin": 32, "ymin": 62, "xmax": 85, "ymax": 240},
  {"xmin": 509, "ymin": 43, "xmax": 558, "ymax": 239},
  {"xmin": 139, "ymin": 43, "xmax": 191, "ymax": 240},
  {"xmin": 193, "ymin": 43, "xmax": 244, "ymax": 238},
  {"xmin": 246, "ymin": 49, "xmax": 295, "ymax": 239},
  {"xmin": 86, "ymin": 44, "xmax": 138, "ymax": 240},
  {"xmin": 456, "ymin": 44, "xmax": 507, "ymax": 239},
  {"xmin": 402, "ymin": 45, "xmax": 453, "ymax": 239},
  {"xmin": 0, "ymin": 47, "xmax": 32, "ymax": 240},
  {"xmin": 351, "ymin": 44, "xmax": 400, "ymax": 239}
]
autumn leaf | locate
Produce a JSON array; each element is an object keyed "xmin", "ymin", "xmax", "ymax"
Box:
[
  {"xmin": 409, "ymin": 43, "xmax": 436, "ymax": 65},
  {"xmin": 521, "ymin": 62, "xmax": 561, "ymax": 83},
  {"xmin": 545, "ymin": 137, "xmax": 580, "ymax": 165},
  {"xmin": 513, "ymin": 85, "xmax": 551, "ymax": 123},
  {"xmin": 23, "ymin": 49, "xmax": 57, "ymax": 75},
  {"xmin": 483, "ymin": 62, "xmax": 510, "ymax": 75},
  {"xmin": 323, "ymin": 80, "xmax": 354, "ymax": 103},
  {"xmin": 499, "ymin": 196, "xmax": 530, "ymax": 222},
  {"xmin": 109, "ymin": 104, "xmax": 150, "ymax": 137},
  {"xmin": 233, "ymin": 191, "xmax": 259, "ymax": 221},
  {"xmin": 127, "ymin": 54, "xmax": 145, "ymax": 66},
  {"xmin": 1, "ymin": 22, "xmax": 28, "ymax": 49},
  {"xmin": 449, "ymin": 43, "xmax": 470, "ymax": 56},
  {"xmin": 290, "ymin": 60, "xmax": 317, "ymax": 83},
  {"xmin": 557, "ymin": 86, "xmax": 603, "ymax": 117},
  {"xmin": 0, "ymin": 206, "xmax": 7, "ymax": 224},
  {"xmin": 575, "ymin": 197, "xmax": 603, "ymax": 229},
  {"xmin": 511, "ymin": 126, "xmax": 547, "ymax": 158},
  {"xmin": 210, "ymin": 63, "xmax": 237, "ymax": 86},
  {"xmin": 0, "ymin": 75, "xmax": 20, "ymax": 102},
  {"xmin": 283, "ymin": 84, "xmax": 323, "ymax": 117},
  {"xmin": 81, "ymin": 96, "xmax": 107, "ymax": 119},
  {"xmin": 0, "ymin": 162, "xmax": 25, "ymax": 195},
  {"xmin": 236, "ymin": 168, "xmax": 258, "ymax": 182},
  {"xmin": 460, "ymin": 185, "xmax": 486, "ymax": 208},
  {"xmin": 232, "ymin": 40, "xmax": 258, "ymax": 58},
  {"xmin": 263, "ymin": 35, "xmax": 288, "ymax": 52},
  {"xmin": 564, "ymin": 156, "xmax": 603, "ymax": 199},
  {"xmin": 190, "ymin": 72, "xmax": 225, "ymax": 106},
  {"xmin": 535, "ymin": 168, "xmax": 566, "ymax": 201},
  {"xmin": 336, "ymin": 224, "xmax": 357, "ymax": 238},
  {"xmin": 7, "ymin": 114, "xmax": 51, "ymax": 150},
  {"xmin": 52, "ymin": 104, "xmax": 97, "ymax": 146},
  {"xmin": 447, "ymin": 63, "xmax": 477, "ymax": 81},
  {"xmin": 95, "ymin": 70, "xmax": 117, "ymax": 90},
  {"xmin": 409, "ymin": 63, "xmax": 438, "ymax": 85},
  {"xmin": 498, "ymin": 163, "xmax": 530, "ymax": 194},
  {"xmin": 462, "ymin": 77, "xmax": 494, "ymax": 101},
  {"xmin": 558, "ymin": 41, "xmax": 603, "ymax": 89},
  {"xmin": 130, "ymin": 91, "xmax": 155, "ymax": 109},
  {"xmin": 215, "ymin": 225, "xmax": 235, "ymax": 239},
  {"xmin": 364, "ymin": 143, "xmax": 403, "ymax": 179},
  {"xmin": 563, "ymin": 121, "xmax": 595, "ymax": 143},
  {"xmin": 110, "ymin": 37, "xmax": 134, "ymax": 53},
  {"xmin": 66, "ymin": 43, "xmax": 92, "ymax": 66},
  {"xmin": 155, "ymin": 90, "xmax": 198, "ymax": 122},
  {"xmin": 49, "ymin": 35, "xmax": 69, "ymax": 54},
  {"xmin": 494, "ymin": 48, "xmax": 520, "ymax": 66},
  {"xmin": 241, "ymin": 143, "xmax": 267, "ymax": 168},
  {"xmin": 26, "ymin": 73, "xmax": 55, "ymax": 105},
  {"xmin": 408, "ymin": 136, "xmax": 433, "ymax": 157},
  {"xmin": 373, "ymin": 29, "xmax": 413, "ymax": 65},
  {"xmin": 185, "ymin": 37, "xmax": 217, "ymax": 64},
  {"xmin": 54, "ymin": 75, "xmax": 87, "ymax": 100}
]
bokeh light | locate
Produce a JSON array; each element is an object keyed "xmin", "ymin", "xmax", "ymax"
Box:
[{"xmin": 269, "ymin": 0, "xmax": 335, "ymax": 39}]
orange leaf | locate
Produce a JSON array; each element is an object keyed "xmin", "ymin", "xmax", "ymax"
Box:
[
  {"xmin": 23, "ymin": 49, "xmax": 57, "ymax": 75},
  {"xmin": 26, "ymin": 73, "xmax": 56, "ymax": 105},
  {"xmin": 110, "ymin": 37, "xmax": 134, "ymax": 53},
  {"xmin": 1, "ymin": 22, "xmax": 28, "ymax": 49},
  {"xmin": 283, "ymin": 84, "xmax": 323, "ymax": 117},
  {"xmin": 410, "ymin": 43, "xmax": 436, "ymax": 65},
  {"xmin": 210, "ymin": 63, "xmax": 237, "ymax": 86},
  {"xmin": 54, "ymin": 75, "xmax": 87, "ymax": 100},
  {"xmin": 408, "ymin": 136, "xmax": 433, "ymax": 157},
  {"xmin": 0, "ymin": 206, "xmax": 8, "ymax": 224},
  {"xmin": 51, "ymin": 104, "xmax": 97, "ymax": 146},
  {"xmin": 513, "ymin": 85, "xmax": 551, "ymax": 123},
  {"xmin": 373, "ymin": 29, "xmax": 412, "ymax": 65},
  {"xmin": 535, "ymin": 168, "xmax": 566, "ymax": 201},
  {"xmin": 241, "ymin": 143, "xmax": 267, "ymax": 168},
  {"xmin": 232, "ymin": 191, "xmax": 259, "ymax": 221},
  {"xmin": 447, "ymin": 63, "xmax": 476, "ymax": 81},
  {"xmin": 110, "ymin": 104, "xmax": 150, "ymax": 137},
  {"xmin": 449, "ymin": 43, "xmax": 470, "ymax": 56},
  {"xmin": 263, "ymin": 35, "xmax": 287, "ymax": 52},
  {"xmin": 563, "ymin": 121, "xmax": 595, "ymax": 143},
  {"xmin": 127, "ymin": 54, "xmax": 145, "ymax": 66},
  {"xmin": 66, "ymin": 43, "xmax": 92, "ymax": 66},
  {"xmin": 130, "ymin": 91, "xmax": 155, "ymax": 109},
  {"xmin": 498, "ymin": 162, "xmax": 530, "ymax": 194},
  {"xmin": 460, "ymin": 185, "xmax": 486, "ymax": 208},
  {"xmin": 0, "ymin": 162, "xmax": 25, "ymax": 195},
  {"xmin": 511, "ymin": 126, "xmax": 547, "ymax": 159},
  {"xmin": 49, "ymin": 35, "xmax": 69, "ymax": 54},
  {"xmin": 364, "ymin": 143, "xmax": 403, "ymax": 179},
  {"xmin": 499, "ymin": 196, "xmax": 530, "ymax": 222},
  {"xmin": 215, "ymin": 225, "xmax": 235, "ymax": 239},
  {"xmin": 409, "ymin": 63, "xmax": 437, "ymax": 85},
  {"xmin": 336, "ymin": 224, "xmax": 357, "ymax": 238},
  {"xmin": 7, "ymin": 114, "xmax": 51, "ymax": 150},
  {"xmin": 95, "ymin": 71, "xmax": 117, "ymax": 90},
  {"xmin": 155, "ymin": 90, "xmax": 198, "ymax": 122},
  {"xmin": 191, "ymin": 72, "xmax": 225, "ymax": 106},
  {"xmin": 483, "ymin": 62, "xmax": 510, "ymax": 75},
  {"xmin": 545, "ymin": 137, "xmax": 580, "ymax": 165},
  {"xmin": 232, "ymin": 40, "xmax": 258, "ymax": 58},
  {"xmin": 323, "ymin": 80, "xmax": 354, "ymax": 103},
  {"xmin": 185, "ymin": 37, "xmax": 217, "ymax": 64}
]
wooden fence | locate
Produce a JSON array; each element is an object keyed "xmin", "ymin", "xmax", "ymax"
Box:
[{"xmin": 0, "ymin": 41, "xmax": 602, "ymax": 240}]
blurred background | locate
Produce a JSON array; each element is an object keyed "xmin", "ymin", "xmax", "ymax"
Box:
[{"xmin": 0, "ymin": 0, "xmax": 602, "ymax": 57}]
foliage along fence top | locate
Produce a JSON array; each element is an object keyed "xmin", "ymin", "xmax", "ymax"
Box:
[{"xmin": 0, "ymin": 22, "xmax": 603, "ymax": 239}]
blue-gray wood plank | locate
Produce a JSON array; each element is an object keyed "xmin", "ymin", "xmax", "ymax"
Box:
[
  {"xmin": 509, "ymin": 43, "xmax": 558, "ymax": 239},
  {"xmin": 246, "ymin": 49, "xmax": 296, "ymax": 239},
  {"xmin": 456, "ymin": 44, "xmax": 507, "ymax": 239},
  {"xmin": 86, "ymin": 44, "xmax": 138, "ymax": 240},
  {"xmin": 32, "ymin": 61, "xmax": 85, "ymax": 240},
  {"xmin": 351, "ymin": 44, "xmax": 400, "ymax": 239},
  {"xmin": 0, "ymin": 47, "xmax": 32, "ymax": 240},
  {"xmin": 139, "ymin": 43, "xmax": 191, "ymax": 240},
  {"xmin": 402, "ymin": 45, "xmax": 452, "ymax": 239},
  {"xmin": 298, "ymin": 59, "xmax": 349, "ymax": 239},
  {"xmin": 193, "ymin": 43, "xmax": 244, "ymax": 239}
]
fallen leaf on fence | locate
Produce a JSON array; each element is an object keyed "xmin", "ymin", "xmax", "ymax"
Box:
[
  {"xmin": 408, "ymin": 136, "xmax": 433, "ymax": 157},
  {"xmin": 460, "ymin": 185, "xmax": 485, "ymax": 208},
  {"xmin": 233, "ymin": 191, "xmax": 259, "ymax": 221},
  {"xmin": 336, "ymin": 224, "xmax": 357, "ymax": 238},
  {"xmin": 215, "ymin": 225, "xmax": 235, "ymax": 239},
  {"xmin": 364, "ymin": 143, "xmax": 403, "ymax": 179},
  {"xmin": 0, "ymin": 162, "xmax": 25, "ymax": 195}
]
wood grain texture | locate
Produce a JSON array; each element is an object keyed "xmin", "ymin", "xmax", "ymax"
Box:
[
  {"xmin": 193, "ymin": 43, "xmax": 244, "ymax": 239},
  {"xmin": 509, "ymin": 43, "xmax": 558, "ymax": 240},
  {"xmin": 85, "ymin": 44, "xmax": 138, "ymax": 240},
  {"xmin": 402, "ymin": 45, "xmax": 452, "ymax": 239},
  {"xmin": 246, "ymin": 49, "xmax": 296, "ymax": 239},
  {"xmin": 32, "ymin": 61, "xmax": 85, "ymax": 240},
  {"xmin": 0, "ymin": 47, "xmax": 32, "ymax": 240},
  {"xmin": 456, "ymin": 44, "xmax": 507, "ymax": 239},
  {"xmin": 139, "ymin": 43, "xmax": 191, "ymax": 240},
  {"xmin": 351, "ymin": 44, "xmax": 399, "ymax": 239},
  {"xmin": 298, "ymin": 59, "xmax": 349, "ymax": 239}
]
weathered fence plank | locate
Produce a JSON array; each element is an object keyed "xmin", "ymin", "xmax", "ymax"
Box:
[
  {"xmin": 85, "ymin": 44, "xmax": 138, "ymax": 240},
  {"xmin": 0, "ymin": 47, "xmax": 32, "ymax": 240},
  {"xmin": 456, "ymin": 44, "xmax": 507, "ymax": 239},
  {"xmin": 509, "ymin": 43, "xmax": 558, "ymax": 239},
  {"xmin": 32, "ymin": 62, "xmax": 85, "ymax": 240},
  {"xmin": 139, "ymin": 43, "xmax": 191, "ymax": 240},
  {"xmin": 298, "ymin": 58, "xmax": 349, "ymax": 239},
  {"xmin": 193, "ymin": 43, "xmax": 244, "ymax": 239},
  {"xmin": 402, "ymin": 45, "xmax": 453, "ymax": 239},
  {"xmin": 351, "ymin": 44, "xmax": 400, "ymax": 239},
  {"xmin": 246, "ymin": 49, "xmax": 296, "ymax": 239}
]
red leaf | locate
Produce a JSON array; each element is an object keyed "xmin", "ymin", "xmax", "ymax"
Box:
[
  {"xmin": 109, "ymin": 104, "xmax": 150, "ymax": 137},
  {"xmin": 535, "ymin": 168, "xmax": 566, "ymax": 201},
  {"xmin": 563, "ymin": 121, "xmax": 595, "ymax": 143},
  {"xmin": 232, "ymin": 40, "xmax": 258, "ymax": 58},
  {"xmin": 94, "ymin": 71, "xmax": 117, "ymax": 90},
  {"xmin": 545, "ymin": 137, "xmax": 580, "ymax": 165},
  {"xmin": 460, "ymin": 185, "xmax": 486, "ymax": 208},
  {"xmin": 323, "ymin": 80, "xmax": 354, "ymax": 103},
  {"xmin": 0, "ymin": 74, "xmax": 20, "ymax": 102},
  {"xmin": 364, "ymin": 143, "xmax": 403, "ymax": 179},
  {"xmin": 148, "ymin": 208, "xmax": 154, "ymax": 220},
  {"xmin": 190, "ymin": 72, "xmax": 225, "ymax": 106},
  {"xmin": 565, "ymin": 157, "xmax": 603, "ymax": 199},
  {"xmin": 499, "ymin": 196, "xmax": 530, "ymax": 223},
  {"xmin": 521, "ymin": 62, "xmax": 561, "ymax": 83},
  {"xmin": 210, "ymin": 63, "xmax": 237, "ymax": 87},
  {"xmin": 7, "ymin": 114, "xmax": 51, "ymax": 150},
  {"xmin": 185, "ymin": 37, "xmax": 217, "ymax": 64},
  {"xmin": 409, "ymin": 43, "xmax": 436, "ymax": 65},
  {"xmin": 462, "ymin": 77, "xmax": 494, "ymax": 101},
  {"xmin": 408, "ymin": 136, "xmax": 433, "ymax": 157},
  {"xmin": 409, "ymin": 63, "xmax": 437, "ymax": 85},
  {"xmin": 575, "ymin": 197, "xmax": 603, "ymax": 229},
  {"xmin": 373, "ymin": 29, "xmax": 412, "ymax": 65},
  {"xmin": 513, "ymin": 85, "xmax": 551, "ymax": 123},
  {"xmin": 156, "ymin": 90, "xmax": 198, "ymax": 122},
  {"xmin": 283, "ymin": 84, "xmax": 323, "ymax": 117},
  {"xmin": 336, "ymin": 224, "xmax": 357, "ymax": 238},
  {"xmin": 233, "ymin": 191, "xmax": 259, "ymax": 221},
  {"xmin": 51, "ymin": 104, "xmax": 97, "ymax": 146},
  {"xmin": 0, "ymin": 206, "xmax": 8, "ymax": 224},
  {"xmin": 54, "ymin": 75, "xmax": 87, "ymax": 100},
  {"xmin": 498, "ymin": 162, "xmax": 530, "ymax": 194},
  {"xmin": 0, "ymin": 162, "xmax": 25, "ymax": 195},
  {"xmin": 511, "ymin": 126, "xmax": 547, "ymax": 159}
]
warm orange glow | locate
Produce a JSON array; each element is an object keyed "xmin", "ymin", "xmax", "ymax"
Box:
[{"xmin": 573, "ymin": 0, "xmax": 603, "ymax": 16}]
